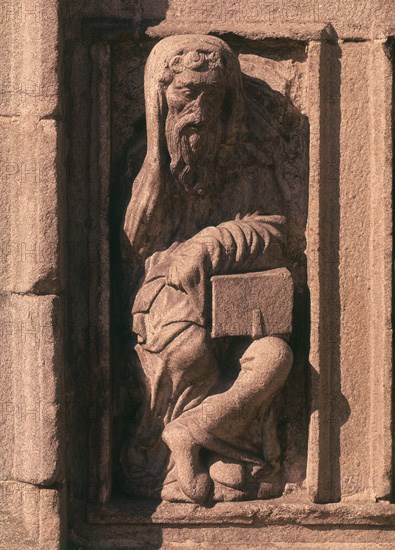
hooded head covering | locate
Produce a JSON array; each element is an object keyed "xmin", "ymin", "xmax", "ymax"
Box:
[{"xmin": 122, "ymin": 35, "xmax": 245, "ymax": 263}]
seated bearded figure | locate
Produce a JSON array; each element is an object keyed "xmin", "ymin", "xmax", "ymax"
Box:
[{"xmin": 121, "ymin": 34, "xmax": 296, "ymax": 504}]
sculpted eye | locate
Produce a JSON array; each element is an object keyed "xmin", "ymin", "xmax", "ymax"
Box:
[
  {"xmin": 174, "ymin": 85, "xmax": 198, "ymax": 100},
  {"xmin": 182, "ymin": 88, "xmax": 198, "ymax": 100}
]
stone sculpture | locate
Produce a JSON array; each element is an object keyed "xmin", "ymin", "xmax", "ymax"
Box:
[{"xmin": 121, "ymin": 34, "xmax": 306, "ymax": 504}]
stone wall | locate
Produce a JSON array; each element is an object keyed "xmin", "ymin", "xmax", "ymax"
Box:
[{"xmin": 0, "ymin": 1, "xmax": 394, "ymax": 548}]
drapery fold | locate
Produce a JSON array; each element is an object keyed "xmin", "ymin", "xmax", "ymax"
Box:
[{"xmin": 132, "ymin": 213, "xmax": 286, "ymax": 353}]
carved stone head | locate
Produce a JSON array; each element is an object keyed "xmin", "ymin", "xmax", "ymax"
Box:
[{"xmin": 144, "ymin": 35, "xmax": 244, "ymax": 194}]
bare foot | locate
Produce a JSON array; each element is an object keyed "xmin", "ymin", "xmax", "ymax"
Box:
[{"xmin": 162, "ymin": 422, "xmax": 212, "ymax": 504}]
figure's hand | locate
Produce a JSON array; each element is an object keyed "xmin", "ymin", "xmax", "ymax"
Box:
[{"xmin": 166, "ymin": 256, "xmax": 201, "ymax": 292}]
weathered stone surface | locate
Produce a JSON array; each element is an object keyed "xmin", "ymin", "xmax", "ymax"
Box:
[
  {"xmin": 0, "ymin": 117, "xmax": 64, "ymax": 294},
  {"xmin": 212, "ymin": 269, "xmax": 293, "ymax": 338},
  {"xmin": 335, "ymin": 41, "xmax": 393, "ymax": 502},
  {"xmin": 88, "ymin": 497, "xmax": 395, "ymax": 525},
  {"xmin": 146, "ymin": 20, "xmax": 336, "ymax": 42},
  {"xmin": 75, "ymin": 498, "xmax": 395, "ymax": 548},
  {"xmin": 304, "ymin": 38, "xmax": 326, "ymax": 502},
  {"xmin": 366, "ymin": 41, "xmax": 393, "ymax": 503},
  {"xmin": 0, "ymin": 0, "xmax": 66, "ymax": 546},
  {"xmin": 0, "ymin": 0, "xmax": 60, "ymax": 117},
  {"xmin": 150, "ymin": 0, "xmax": 395, "ymax": 40},
  {"xmin": 337, "ymin": 42, "xmax": 372, "ymax": 500},
  {"xmin": 0, "ymin": 295, "xmax": 64, "ymax": 485},
  {"xmin": 0, "ymin": 482, "xmax": 64, "ymax": 550}
]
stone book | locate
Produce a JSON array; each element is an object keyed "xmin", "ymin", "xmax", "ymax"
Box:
[{"xmin": 211, "ymin": 268, "xmax": 293, "ymax": 338}]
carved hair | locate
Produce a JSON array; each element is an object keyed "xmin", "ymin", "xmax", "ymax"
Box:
[{"xmin": 160, "ymin": 50, "xmax": 224, "ymax": 84}]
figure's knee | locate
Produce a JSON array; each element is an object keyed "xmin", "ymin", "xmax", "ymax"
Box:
[{"xmin": 240, "ymin": 336, "xmax": 293, "ymax": 382}]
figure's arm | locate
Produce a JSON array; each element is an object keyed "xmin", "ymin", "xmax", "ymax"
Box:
[
  {"xmin": 122, "ymin": 158, "xmax": 168, "ymax": 266},
  {"xmin": 166, "ymin": 213, "xmax": 286, "ymax": 291}
]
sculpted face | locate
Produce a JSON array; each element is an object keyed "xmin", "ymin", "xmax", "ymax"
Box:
[{"xmin": 164, "ymin": 51, "xmax": 226, "ymax": 194}]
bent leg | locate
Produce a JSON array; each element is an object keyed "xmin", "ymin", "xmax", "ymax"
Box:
[{"xmin": 162, "ymin": 336, "xmax": 293, "ymax": 501}]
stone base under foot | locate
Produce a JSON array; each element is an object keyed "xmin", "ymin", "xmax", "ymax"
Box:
[{"xmin": 69, "ymin": 497, "xmax": 395, "ymax": 549}]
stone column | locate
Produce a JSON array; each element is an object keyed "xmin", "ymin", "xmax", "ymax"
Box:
[{"xmin": 0, "ymin": 1, "xmax": 66, "ymax": 548}]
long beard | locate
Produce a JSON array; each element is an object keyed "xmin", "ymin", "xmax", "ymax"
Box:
[{"xmin": 166, "ymin": 109, "xmax": 221, "ymax": 194}]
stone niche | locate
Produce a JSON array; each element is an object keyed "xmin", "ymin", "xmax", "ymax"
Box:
[
  {"xmin": 81, "ymin": 24, "xmax": 311, "ymax": 500},
  {"xmin": 1, "ymin": 1, "xmax": 395, "ymax": 549},
  {"xmin": 65, "ymin": 20, "xmax": 394, "ymax": 549}
]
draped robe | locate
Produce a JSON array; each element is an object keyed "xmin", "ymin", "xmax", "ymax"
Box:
[
  {"xmin": 122, "ymin": 210, "xmax": 288, "ymax": 496},
  {"xmin": 120, "ymin": 35, "xmax": 296, "ymax": 498}
]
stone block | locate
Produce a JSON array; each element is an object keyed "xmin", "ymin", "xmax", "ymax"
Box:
[
  {"xmin": 0, "ymin": 294, "xmax": 64, "ymax": 485},
  {"xmin": 211, "ymin": 268, "xmax": 293, "ymax": 338},
  {"xmin": 81, "ymin": 498, "xmax": 395, "ymax": 548},
  {"xmin": 159, "ymin": 0, "xmax": 395, "ymax": 39},
  {"xmin": 0, "ymin": 481, "xmax": 65, "ymax": 550},
  {"xmin": 0, "ymin": 117, "xmax": 64, "ymax": 294},
  {"xmin": 0, "ymin": 0, "xmax": 60, "ymax": 117}
]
